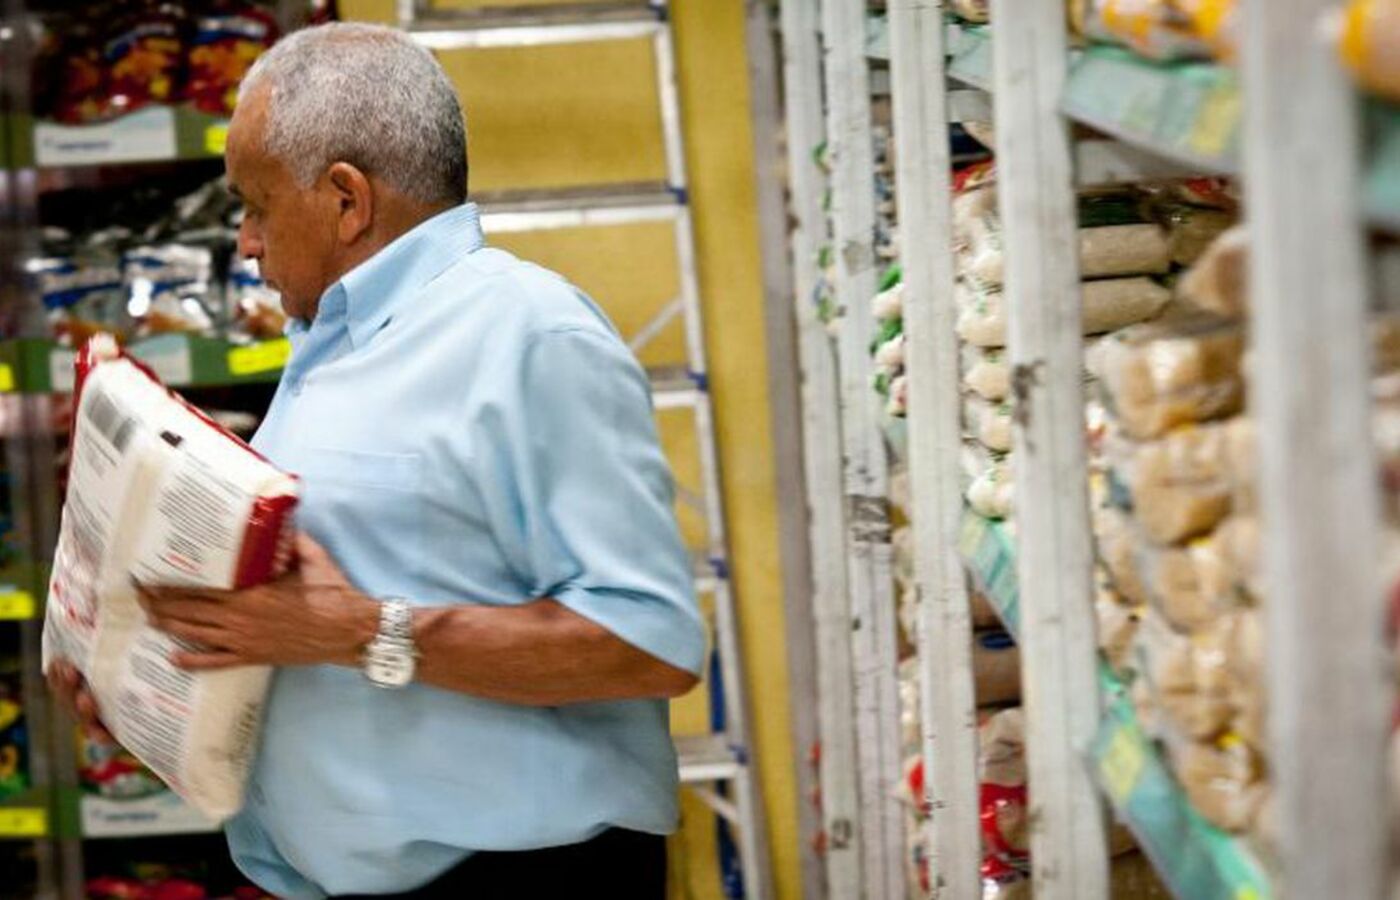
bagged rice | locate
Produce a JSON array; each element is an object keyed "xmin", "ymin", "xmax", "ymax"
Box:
[
  {"xmin": 962, "ymin": 346, "xmax": 1011, "ymax": 402},
  {"xmin": 956, "ymin": 277, "xmax": 1171, "ymax": 348},
  {"xmin": 42, "ymin": 336, "xmax": 298, "ymax": 821},
  {"xmin": 1097, "ymin": 314, "xmax": 1246, "ymax": 440},
  {"xmin": 1118, "ymin": 422, "xmax": 1235, "ymax": 545},
  {"xmin": 964, "ymin": 395, "xmax": 1014, "ymax": 454}
]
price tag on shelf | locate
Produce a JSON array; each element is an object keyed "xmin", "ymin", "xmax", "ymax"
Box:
[
  {"xmin": 1098, "ymin": 723, "xmax": 1145, "ymax": 806},
  {"xmin": 0, "ymin": 364, "xmax": 15, "ymax": 394},
  {"xmin": 0, "ymin": 807, "xmax": 48, "ymax": 838},
  {"xmin": 1188, "ymin": 83, "xmax": 1241, "ymax": 160},
  {"xmin": 34, "ymin": 107, "xmax": 176, "ymax": 167},
  {"xmin": 228, "ymin": 339, "xmax": 291, "ymax": 376},
  {"xmin": 204, "ymin": 123, "xmax": 229, "ymax": 155},
  {"xmin": 0, "ymin": 591, "xmax": 35, "ymax": 621}
]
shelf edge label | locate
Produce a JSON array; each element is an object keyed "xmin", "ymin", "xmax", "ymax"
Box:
[
  {"xmin": 0, "ymin": 591, "xmax": 35, "ymax": 621},
  {"xmin": 228, "ymin": 339, "xmax": 290, "ymax": 376},
  {"xmin": 204, "ymin": 123, "xmax": 229, "ymax": 155},
  {"xmin": 34, "ymin": 107, "xmax": 177, "ymax": 167},
  {"xmin": 0, "ymin": 807, "xmax": 48, "ymax": 839}
]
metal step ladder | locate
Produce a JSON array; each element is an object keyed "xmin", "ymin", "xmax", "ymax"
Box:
[{"xmin": 394, "ymin": 3, "xmax": 773, "ymax": 898}]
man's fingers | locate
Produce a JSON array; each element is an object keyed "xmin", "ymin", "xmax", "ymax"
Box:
[
  {"xmin": 144, "ymin": 597, "xmax": 231, "ymax": 631},
  {"xmin": 160, "ymin": 621, "xmax": 233, "ymax": 652},
  {"xmin": 74, "ymin": 689, "xmax": 99, "ymax": 721},
  {"xmin": 171, "ymin": 650, "xmax": 246, "ymax": 671},
  {"xmin": 46, "ymin": 661, "xmax": 83, "ymax": 707},
  {"xmin": 138, "ymin": 584, "xmax": 229, "ymax": 604}
]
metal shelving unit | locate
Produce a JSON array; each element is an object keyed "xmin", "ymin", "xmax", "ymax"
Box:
[
  {"xmin": 779, "ymin": 1, "xmax": 1396, "ymax": 898},
  {"xmin": 774, "ymin": 3, "xmax": 865, "ymax": 898},
  {"xmin": 815, "ymin": 0, "xmax": 907, "ymax": 896}
]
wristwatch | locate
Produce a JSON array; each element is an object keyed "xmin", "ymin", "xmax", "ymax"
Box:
[{"xmin": 363, "ymin": 599, "xmax": 417, "ymax": 689}]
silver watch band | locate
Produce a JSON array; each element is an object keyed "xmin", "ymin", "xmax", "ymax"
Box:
[{"xmin": 378, "ymin": 599, "xmax": 414, "ymax": 644}]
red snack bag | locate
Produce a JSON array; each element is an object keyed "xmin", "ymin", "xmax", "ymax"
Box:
[
  {"xmin": 184, "ymin": 3, "xmax": 279, "ymax": 117},
  {"xmin": 42, "ymin": 22, "xmax": 110, "ymax": 124},
  {"xmin": 104, "ymin": 2, "xmax": 190, "ymax": 117}
]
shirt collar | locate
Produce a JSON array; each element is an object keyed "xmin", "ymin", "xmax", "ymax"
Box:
[{"xmin": 313, "ymin": 202, "xmax": 485, "ymax": 349}]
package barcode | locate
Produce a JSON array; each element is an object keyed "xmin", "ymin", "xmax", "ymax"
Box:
[{"xmin": 85, "ymin": 388, "xmax": 136, "ymax": 452}]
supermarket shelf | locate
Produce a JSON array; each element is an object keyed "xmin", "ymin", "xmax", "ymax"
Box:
[
  {"xmin": 79, "ymin": 793, "xmax": 219, "ymax": 839},
  {"xmin": 957, "ymin": 509, "xmax": 1020, "ymax": 637},
  {"xmin": 0, "ymin": 338, "xmax": 708, "ymax": 414},
  {"xmin": 0, "ymin": 557, "xmax": 47, "ymax": 620},
  {"xmin": 882, "ymin": 414, "xmax": 907, "ymax": 466},
  {"xmin": 0, "ymin": 790, "xmax": 50, "ymax": 840},
  {"xmin": 407, "ymin": 2, "xmax": 664, "ymax": 50},
  {"xmin": 944, "ymin": 27, "xmax": 1235, "ymax": 172},
  {"xmin": 866, "ymin": 14, "xmax": 889, "ymax": 61},
  {"xmin": 1062, "ymin": 46, "xmax": 1240, "ymax": 175},
  {"xmin": 1365, "ymin": 103, "xmax": 1400, "ymax": 232},
  {"xmin": 1093, "ymin": 690, "xmax": 1273, "ymax": 900},
  {"xmin": 947, "ymin": 24, "xmax": 1400, "ymax": 229},
  {"xmin": 18, "ymin": 334, "xmax": 290, "ymax": 395},
  {"xmin": 959, "ymin": 506, "xmax": 1272, "ymax": 899},
  {"xmin": 947, "ymin": 24, "xmax": 993, "ymax": 93},
  {"xmin": 675, "ymin": 733, "xmax": 744, "ymax": 782},
  {"xmin": 4, "ymin": 107, "xmax": 230, "ymax": 171},
  {"xmin": 946, "ymin": 28, "xmax": 1208, "ymax": 185},
  {"xmin": 0, "ymin": 588, "xmax": 36, "ymax": 622}
]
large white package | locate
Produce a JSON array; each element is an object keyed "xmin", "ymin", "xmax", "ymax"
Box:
[{"xmin": 42, "ymin": 336, "xmax": 297, "ymax": 821}]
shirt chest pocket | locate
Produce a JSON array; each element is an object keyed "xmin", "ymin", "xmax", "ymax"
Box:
[{"xmin": 296, "ymin": 447, "xmax": 426, "ymax": 585}]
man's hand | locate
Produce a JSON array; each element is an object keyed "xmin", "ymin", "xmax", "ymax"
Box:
[
  {"xmin": 45, "ymin": 660, "xmax": 111, "ymax": 738},
  {"xmin": 139, "ymin": 533, "xmax": 379, "ymax": 671}
]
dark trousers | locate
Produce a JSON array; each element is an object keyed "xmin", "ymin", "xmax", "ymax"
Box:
[{"xmin": 333, "ymin": 828, "xmax": 667, "ymax": 899}]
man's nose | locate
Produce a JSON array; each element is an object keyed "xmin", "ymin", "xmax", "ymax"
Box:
[{"xmin": 237, "ymin": 218, "xmax": 263, "ymax": 260}]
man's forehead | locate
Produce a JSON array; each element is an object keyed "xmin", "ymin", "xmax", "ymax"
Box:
[{"xmin": 224, "ymin": 89, "xmax": 270, "ymax": 190}]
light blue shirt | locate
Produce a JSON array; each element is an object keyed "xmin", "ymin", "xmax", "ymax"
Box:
[{"xmin": 225, "ymin": 203, "xmax": 707, "ymax": 898}]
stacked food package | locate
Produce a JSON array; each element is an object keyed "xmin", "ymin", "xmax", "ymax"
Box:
[
  {"xmin": 897, "ymin": 699, "xmax": 1033, "ymax": 899},
  {"xmin": 890, "ymin": 461, "xmax": 1023, "ymax": 898},
  {"xmin": 1336, "ymin": 0, "xmax": 1400, "ymax": 101},
  {"xmin": 86, "ymin": 861, "xmax": 275, "ymax": 900},
  {"xmin": 1082, "ymin": 177, "xmax": 1280, "ymax": 841},
  {"xmin": 950, "ymin": 161, "xmax": 1015, "ymax": 522},
  {"xmin": 32, "ymin": 1, "xmax": 279, "ymax": 125},
  {"xmin": 949, "ymin": 0, "xmax": 990, "ymax": 24},
  {"xmin": 1068, "ymin": 0, "xmax": 1239, "ymax": 62},
  {"xmin": 32, "ymin": 177, "xmax": 285, "ymax": 349},
  {"xmin": 1098, "ymin": 219, "xmax": 1400, "ymax": 858},
  {"xmin": 953, "ymin": 160, "xmax": 1183, "ymax": 525},
  {"xmin": 0, "ymin": 665, "xmax": 27, "ymax": 801}
]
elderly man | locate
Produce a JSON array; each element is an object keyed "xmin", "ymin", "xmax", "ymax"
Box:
[{"xmin": 46, "ymin": 21, "xmax": 706, "ymax": 900}]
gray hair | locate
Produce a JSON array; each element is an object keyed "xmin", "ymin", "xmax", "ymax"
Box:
[{"xmin": 240, "ymin": 22, "xmax": 467, "ymax": 206}]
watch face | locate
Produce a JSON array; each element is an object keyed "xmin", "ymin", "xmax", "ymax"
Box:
[{"xmin": 366, "ymin": 640, "xmax": 415, "ymax": 688}]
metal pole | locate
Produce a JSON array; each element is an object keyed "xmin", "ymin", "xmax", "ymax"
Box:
[
  {"xmin": 741, "ymin": 1, "xmax": 826, "ymax": 896},
  {"xmin": 988, "ymin": 2, "xmax": 1110, "ymax": 897},
  {"xmin": 886, "ymin": 2, "xmax": 982, "ymax": 897},
  {"xmin": 775, "ymin": 1, "xmax": 863, "ymax": 896},
  {"xmin": 817, "ymin": 0, "xmax": 906, "ymax": 896},
  {"xmin": 1243, "ymin": 0, "xmax": 1391, "ymax": 896}
]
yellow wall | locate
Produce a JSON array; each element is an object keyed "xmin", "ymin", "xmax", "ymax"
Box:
[{"xmin": 339, "ymin": 4, "xmax": 800, "ymax": 898}]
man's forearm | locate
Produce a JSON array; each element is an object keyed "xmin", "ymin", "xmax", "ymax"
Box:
[{"xmin": 344, "ymin": 593, "xmax": 699, "ymax": 705}]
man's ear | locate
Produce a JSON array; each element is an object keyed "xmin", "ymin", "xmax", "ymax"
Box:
[{"xmin": 326, "ymin": 162, "xmax": 374, "ymax": 245}]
